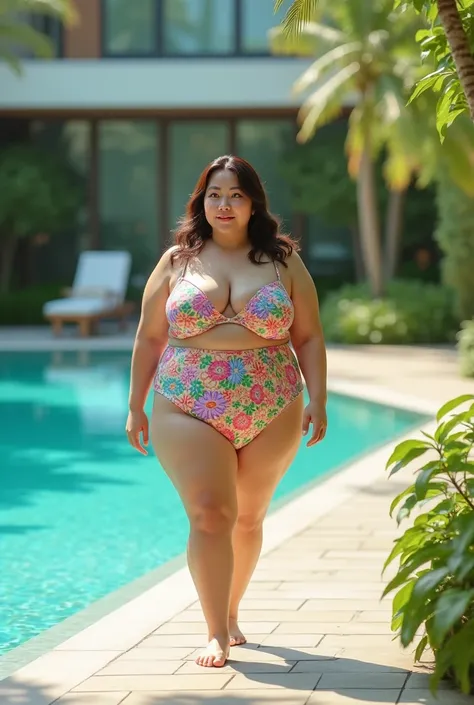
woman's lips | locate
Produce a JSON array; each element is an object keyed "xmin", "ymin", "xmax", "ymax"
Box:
[{"xmin": 217, "ymin": 216, "xmax": 234, "ymax": 221}]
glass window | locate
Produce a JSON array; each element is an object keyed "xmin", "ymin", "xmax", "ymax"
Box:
[
  {"xmin": 236, "ymin": 120, "xmax": 294, "ymax": 230},
  {"xmin": 104, "ymin": 0, "xmax": 156, "ymax": 55},
  {"xmin": 98, "ymin": 121, "xmax": 160, "ymax": 282},
  {"xmin": 168, "ymin": 121, "xmax": 230, "ymax": 230},
  {"xmin": 163, "ymin": 0, "xmax": 235, "ymax": 55},
  {"xmin": 241, "ymin": 0, "xmax": 288, "ymax": 53}
]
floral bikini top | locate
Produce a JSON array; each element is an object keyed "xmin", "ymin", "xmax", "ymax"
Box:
[{"xmin": 166, "ymin": 260, "xmax": 294, "ymax": 341}]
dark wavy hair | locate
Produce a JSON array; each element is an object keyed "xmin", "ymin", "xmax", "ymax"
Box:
[{"xmin": 170, "ymin": 155, "xmax": 299, "ymax": 267}]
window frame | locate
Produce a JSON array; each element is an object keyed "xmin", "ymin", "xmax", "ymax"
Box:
[{"xmin": 101, "ymin": 0, "xmax": 289, "ymax": 59}]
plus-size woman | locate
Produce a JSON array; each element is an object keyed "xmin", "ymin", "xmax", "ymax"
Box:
[{"xmin": 126, "ymin": 155, "xmax": 327, "ymax": 668}]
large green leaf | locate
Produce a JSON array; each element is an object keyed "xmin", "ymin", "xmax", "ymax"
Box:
[
  {"xmin": 432, "ymin": 588, "xmax": 474, "ymax": 646},
  {"xmin": 432, "ymin": 619, "xmax": 474, "ymax": 694},
  {"xmin": 436, "ymin": 394, "xmax": 474, "ymax": 422},
  {"xmin": 386, "ymin": 439, "xmax": 431, "ymax": 470}
]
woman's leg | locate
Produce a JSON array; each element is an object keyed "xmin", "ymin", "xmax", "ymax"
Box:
[
  {"xmin": 229, "ymin": 393, "xmax": 304, "ymax": 645},
  {"xmin": 151, "ymin": 394, "xmax": 238, "ymax": 668}
]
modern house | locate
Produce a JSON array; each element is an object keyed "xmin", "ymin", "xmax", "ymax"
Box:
[{"xmin": 0, "ymin": 0, "xmax": 355, "ymax": 289}]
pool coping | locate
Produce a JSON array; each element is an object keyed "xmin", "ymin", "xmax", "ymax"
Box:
[{"xmin": 0, "ymin": 378, "xmax": 439, "ymax": 684}]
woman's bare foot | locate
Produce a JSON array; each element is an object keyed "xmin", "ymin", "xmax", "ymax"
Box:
[
  {"xmin": 195, "ymin": 635, "xmax": 230, "ymax": 668},
  {"xmin": 229, "ymin": 617, "xmax": 247, "ymax": 646}
]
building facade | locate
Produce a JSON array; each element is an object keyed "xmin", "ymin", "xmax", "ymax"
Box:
[{"xmin": 0, "ymin": 0, "xmax": 354, "ymax": 289}]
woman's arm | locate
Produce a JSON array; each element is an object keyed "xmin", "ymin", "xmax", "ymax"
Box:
[
  {"xmin": 126, "ymin": 247, "xmax": 176, "ymax": 454},
  {"xmin": 287, "ymin": 252, "xmax": 328, "ymax": 446}
]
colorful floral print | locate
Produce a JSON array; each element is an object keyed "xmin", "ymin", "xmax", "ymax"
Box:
[
  {"xmin": 154, "ymin": 343, "xmax": 303, "ymax": 449},
  {"xmin": 166, "ymin": 279, "xmax": 294, "ymax": 341}
]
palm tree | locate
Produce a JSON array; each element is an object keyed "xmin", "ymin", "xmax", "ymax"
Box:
[
  {"xmin": 271, "ymin": 0, "xmax": 474, "ymax": 294},
  {"xmin": 0, "ymin": 0, "xmax": 76, "ymax": 74}
]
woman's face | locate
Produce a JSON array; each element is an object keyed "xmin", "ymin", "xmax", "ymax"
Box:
[{"xmin": 204, "ymin": 168, "xmax": 253, "ymax": 236}]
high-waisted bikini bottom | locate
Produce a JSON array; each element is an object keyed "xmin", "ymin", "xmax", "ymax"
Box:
[{"xmin": 153, "ymin": 343, "xmax": 304, "ymax": 449}]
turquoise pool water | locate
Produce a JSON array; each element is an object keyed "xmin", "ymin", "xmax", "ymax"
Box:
[{"xmin": 0, "ymin": 351, "xmax": 425, "ymax": 655}]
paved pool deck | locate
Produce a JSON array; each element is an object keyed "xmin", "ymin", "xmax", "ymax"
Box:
[{"xmin": 1, "ymin": 329, "xmax": 474, "ymax": 704}]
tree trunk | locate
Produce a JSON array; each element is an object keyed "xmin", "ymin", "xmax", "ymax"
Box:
[
  {"xmin": 0, "ymin": 235, "xmax": 18, "ymax": 293},
  {"xmin": 384, "ymin": 188, "xmax": 406, "ymax": 281},
  {"xmin": 349, "ymin": 225, "xmax": 365, "ymax": 282},
  {"xmin": 356, "ymin": 147, "xmax": 384, "ymax": 296},
  {"xmin": 437, "ymin": 0, "xmax": 474, "ymax": 121}
]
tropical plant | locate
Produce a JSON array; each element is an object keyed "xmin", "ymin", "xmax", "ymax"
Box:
[
  {"xmin": 457, "ymin": 320, "xmax": 474, "ymax": 378},
  {"xmin": 0, "ymin": 0, "xmax": 76, "ymax": 74},
  {"xmin": 271, "ymin": 0, "xmax": 474, "ymax": 297},
  {"xmin": 0, "ymin": 143, "xmax": 82, "ymax": 292},
  {"xmin": 320, "ymin": 280, "xmax": 456, "ymax": 344},
  {"xmin": 383, "ymin": 394, "xmax": 474, "ymax": 694},
  {"xmin": 401, "ymin": 0, "xmax": 474, "ymax": 134}
]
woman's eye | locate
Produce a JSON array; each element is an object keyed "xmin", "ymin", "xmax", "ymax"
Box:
[{"xmin": 232, "ymin": 193, "xmax": 242, "ymax": 198}]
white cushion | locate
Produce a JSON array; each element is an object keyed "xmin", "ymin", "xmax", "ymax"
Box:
[{"xmin": 43, "ymin": 297, "xmax": 118, "ymax": 316}]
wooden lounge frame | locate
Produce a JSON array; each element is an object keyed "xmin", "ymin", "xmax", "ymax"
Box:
[{"xmin": 46, "ymin": 301, "xmax": 135, "ymax": 338}]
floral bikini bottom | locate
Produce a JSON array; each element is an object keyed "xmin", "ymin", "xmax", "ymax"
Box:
[{"xmin": 153, "ymin": 343, "xmax": 304, "ymax": 449}]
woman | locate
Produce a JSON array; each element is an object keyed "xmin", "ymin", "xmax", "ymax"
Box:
[{"xmin": 126, "ymin": 155, "xmax": 327, "ymax": 669}]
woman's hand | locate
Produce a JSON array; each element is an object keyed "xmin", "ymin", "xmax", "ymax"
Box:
[
  {"xmin": 302, "ymin": 400, "xmax": 327, "ymax": 447},
  {"xmin": 126, "ymin": 409, "xmax": 149, "ymax": 455}
]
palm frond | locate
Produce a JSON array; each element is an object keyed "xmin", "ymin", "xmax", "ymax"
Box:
[
  {"xmin": 275, "ymin": 0, "xmax": 320, "ymax": 37},
  {"xmin": 0, "ymin": 20, "xmax": 54, "ymax": 58},
  {"xmin": 0, "ymin": 0, "xmax": 77, "ymax": 23},
  {"xmin": 293, "ymin": 41, "xmax": 362, "ymax": 95},
  {"xmin": 296, "ymin": 61, "xmax": 360, "ymax": 142},
  {"xmin": 269, "ymin": 21, "xmax": 345, "ymax": 57},
  {"xmin": 0, "ymin": 48, "xmax": 22, "ymax": 74}
]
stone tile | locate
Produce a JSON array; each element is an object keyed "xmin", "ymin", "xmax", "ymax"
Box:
[
  {"xmin": 278, "ymin": 582, "xmax": 384, "ymax": 593},
  {"xmin": 186, "ymin": 645, "xmax": 339, "ymax": 662},
  {"xmin": 154, "ymin": 621, "xmax": 279, "ymax": 635},
  {"xmin": 317, "ymin": 672, "xmax": 407, "ymax": 689},
  {"xmin": 96, "ymin": 660, "xmax": 182, "ymax": 675},
  {"xmin": 292, "ymin": 658, "xmax": 408, "ymax": 673},
  {"xmin": 399, "ymin": 689, "xmax": 474, "ymax": 704},
  {"xmin": 260, "ymin": 634, "xmax": 324, "ymax": 648},
  {"xmin": 137, "ymin": 634, "xmax": 208, "ymax": 648},
  {"xmin": 321, "ymin": 635, "xmax": 402, "ymax": 649},
  {"xmin": 307, "ymin": 690, "xmax": 400, "ymax": 704},
  {"xmin": 177, "ymin": 660, "xmax": 296, "ymax": 675},
  {"xmin": 116, "ymin": 648, "xmax": 194, "ymax": 660},
  {"xmin": 191, "ymin": 610, "xmax": 356, "ymax": 623},
  {"xmin": 273, "ymin": 587, "xmax": 383, "ymax": 599},
  {"xmin": 354, "ymin": 611, "xmax": 396, "ymax": 623},
  {"xmin": 252, "ymin": 570, "xmax": 333, "ymax": 581},
  {"xmin": 55, "ymin": 695, "xmax": 130, "ymax": 705},
  {"xmin": 404, "ymin": 673, "xmax": 451, "ymax": 689},
  {"xmin": 231, "ymin": 599, "xmax": 306, "ymax": 611},
  {"xmin": 0, "ymin": 650, "xmax": 121, "ymax": 705},
  {"xmin": 301, "ymin": 600, "xmax": 389, "ymax": 611},
  {"xmin": 122, "ymin": 690, "xmax": 311, "ymax": 704},
  {"xmin": 324, "ymin": 550, "xmax": 389, "ymax": 559},
  {"xmin": 225, "ymin": 672, "xmax": 321, "ymax": 690},
  {"xmin": 274, "ymin": 622, "xmax": 393, "ymax": 635},
  {"xmin": 336, "ymin": 650, "xmax": 417, "ymax": 670},
  {"xmin": 275, "ymin": 538, "xmax": 364, "ymax": 550},
  {"xmin": 74, "ymin": 674, "xmax": 232, "ymax": 692},
  {"xmin": 247, "ymin": 581, "xmax": 282, "ymax": 589}
]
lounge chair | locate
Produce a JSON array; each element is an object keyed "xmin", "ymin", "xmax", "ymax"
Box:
[{"xmin": 43, "ymin": 250, "xmax": 134, "ymax": 337}]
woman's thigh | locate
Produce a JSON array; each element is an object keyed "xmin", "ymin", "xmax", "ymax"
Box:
[
  {"xmin": 151, "ymin": 393, "xmax": 239, "ymax": 525},
  {"xmin": 236, "ymin": 392, "xmax": 304, "ymax": 523}
]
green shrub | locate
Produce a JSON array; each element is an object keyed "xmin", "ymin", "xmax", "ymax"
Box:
[
  {"xmin": 0, "ymin": 284, "xmax": 64, "ymax": 326},
  {"xmin": 320, "ymin": 280, "xmax": 457, "ymax": 344},
  {"xmin": 457, "ymin": 320, "xmax": 474, "ymax": 378},
  {"xmin": 383, "ymin": 394, "xmax": 474, "ymax": 695}
]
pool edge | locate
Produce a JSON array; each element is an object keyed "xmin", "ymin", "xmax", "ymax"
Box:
[{"xmin": 0, "ymin": 379, "xmax": 438, "ymax": 682}]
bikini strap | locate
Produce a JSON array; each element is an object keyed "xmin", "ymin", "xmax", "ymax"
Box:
[
  {"xmin": 178, "ymin": 258, "xmax": 189, "ymax": 281},
  {"xmin": 273, "ymin": 260, "xmax": 281, "ymax": 281}
]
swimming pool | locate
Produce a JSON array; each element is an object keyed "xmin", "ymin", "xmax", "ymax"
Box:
[{"xmin": 0, "ymin": 351, "xmax": 425, "ymax": 655}]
